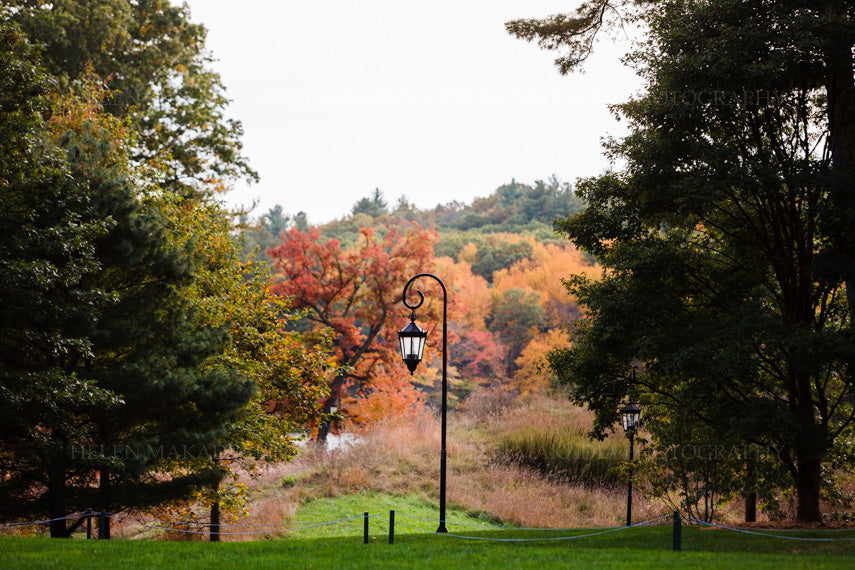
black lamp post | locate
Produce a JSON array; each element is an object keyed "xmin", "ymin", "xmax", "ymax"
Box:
[
  {"xmin": 398, "ymin": 273, "xmax": 448, "ymax": 533},
  {"xmin": 621, "ymin": 402, "xmax": 641, "ymax": 527}
]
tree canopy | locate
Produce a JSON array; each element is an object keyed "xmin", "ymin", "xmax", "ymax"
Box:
[
  {"xmin": 533, "ymin": 0, "xmax": 855, "ymax": 522},
  {"xmin": 0, "ymin": 11, "xmax": 329, "ymax": 537},
  {"xmin": 3, "ymin": 0, "xmax": 257, "ymax": 198},
  {"xmin": 269, "ymin": 223, "xmax": 440, "ymax": 439}
]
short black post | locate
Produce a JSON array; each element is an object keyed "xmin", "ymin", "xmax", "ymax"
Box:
[
  {"xmin": 86, "ymin": 511, "xmax": 92, "ymax": 539},
  {"xmin": 672, "ymin": 511, "xmax": 681, "ymax": 552},
  {"xmin": 98, "ymin": 511, "xmax": 106, "ymax": 540},
  {"xmin": 389, "ymin": 510, "xmax": 395, "ymax": 544},
  {"xmin": 363, "ymin": 511, "xmax": 369, "ymax": 544},
  {"xmin": 210, "ymin": 500, "xmax": 221, "ymax": 542}
]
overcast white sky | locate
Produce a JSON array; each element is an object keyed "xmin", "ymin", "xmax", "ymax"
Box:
[{"xmin": 184, "ymin": 1, "xmax": 642, "ymax": 224}]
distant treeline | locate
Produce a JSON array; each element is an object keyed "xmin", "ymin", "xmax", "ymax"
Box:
[{"xmin": 242, "ymin": 176, "xmax": 584, "ymax": 253}]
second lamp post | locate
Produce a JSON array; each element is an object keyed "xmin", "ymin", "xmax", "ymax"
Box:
[
  {"xmin": 398, "ymin": 273, "xmax": 448, "ymax": 533},
  {"xmin": 621, "ymin": 402, "xmax": 641, "ymax": 527}
]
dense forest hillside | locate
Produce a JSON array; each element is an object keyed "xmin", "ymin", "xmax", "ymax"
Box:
[
  {"xmin": 242, "ymin": 176, "xmax": 582, "ymax": 250},
  {"xmin": 243, "ymin": 178, "xmax": 594, "ymax": 416}
]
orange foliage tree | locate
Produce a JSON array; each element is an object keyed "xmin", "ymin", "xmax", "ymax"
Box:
[
  {"xmin": 493, "ymin": 240, "xmax": 595, "ymax": 323},
  {"xmin": 434, "ymin": 256, "xmax": 492, "ymax": 331},
  {"xmin": 269, "ymin": 223, "xmax": 440, "ymax": 439},
  {"xmin": 431, "ymin": 256, "xmax": 505, "ymax": 394}
]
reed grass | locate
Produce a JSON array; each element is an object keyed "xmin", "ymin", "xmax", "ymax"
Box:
[{"xmin": 496, "ymin": 426, "xmax": 627, "ymax": 487}]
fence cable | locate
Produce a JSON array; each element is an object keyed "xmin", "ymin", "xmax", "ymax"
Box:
[
  {"xmin": 0, "ymin": 513, "xmax": 88, "ymax": 529},
  {"xmin": 390, "ymin": 512, "xmax": 507, "ymax": 529},
  {"xmin": 388, "ymin": 514, "xmax": 672, "ymax": 542},
  {"xmin": 110, "ymin": 513, "xmax": 345, "ymax": 529},
  {"xmin": 104, "ymin": 512, "xmax": 363, "ymax": 536},
  {"xmin": 6, "ymin": 510, "xmax": 853, "ymax": 542},
  {"xmin": 684, "ymin": 516, "xmax": 855, "ymax": 542},
  {"xmin": 390, "ymin": 511, "xmax": 671, "ymax": 531}
]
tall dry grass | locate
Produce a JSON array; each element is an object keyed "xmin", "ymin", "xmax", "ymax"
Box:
[
  {"xmin": 236, "ymin": 391, "xmax": 664, "ymax": 530},
  {"xmin": 495, "ymin": 427, "xmax": 627, "ymax": 487}
]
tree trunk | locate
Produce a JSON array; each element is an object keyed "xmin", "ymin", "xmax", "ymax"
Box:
[
  {"xmin": 48, "ymin": 510, "xmax": 68, "ymax": 538},
  {"xmin": 315, "ymin": 376, "xmax": 346, "ymax": 443},
  {"xmin": 744, "ymin": 460, "xmax": 757, "ymax": 523},
  {"xmin": 795, "ymin": 457, "xmax": 822, "ymax": 522},
  {"xmin": 744, "ymin": 491, "xmax": 757, "ymax": 523}
]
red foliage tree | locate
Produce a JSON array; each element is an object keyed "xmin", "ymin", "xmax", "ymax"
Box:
[
  {"xmin": 269, "ymin": 223, "xmax": 439, "ymax": 439},
  {"xmin": 454, "ymin": 329, "xmax": 506, "ymax": 380}
]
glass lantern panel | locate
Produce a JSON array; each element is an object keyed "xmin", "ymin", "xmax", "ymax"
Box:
[{"xmin": 398, "ymin": 321, "xmax": 427, "ymax": 362}]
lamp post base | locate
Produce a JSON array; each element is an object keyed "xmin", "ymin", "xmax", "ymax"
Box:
[{"xmin": 436, "ymin": 523, "xmax": 448, "ymax": 533}]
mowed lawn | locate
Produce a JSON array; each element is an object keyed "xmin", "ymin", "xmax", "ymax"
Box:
[{"xmin": 3, "ymin": 525, "xmax": 855, "ymax": 569}]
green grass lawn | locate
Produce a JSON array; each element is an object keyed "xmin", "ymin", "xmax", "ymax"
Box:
[
  {"xmin": 291, "ymin": 492, "xmax": 511, "ymax": 539},
  {"xmin": 3, "ymin": 524, "xmax": 855, "ymax": 569},
  {"xmin": 3, "ymin": 493, "xmax": 855, "ymax": 568}
]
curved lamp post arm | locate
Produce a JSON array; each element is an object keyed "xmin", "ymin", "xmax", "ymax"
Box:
[{"xmin": 402, "ymin": 273, "xmax": 447, "ymax": 375}]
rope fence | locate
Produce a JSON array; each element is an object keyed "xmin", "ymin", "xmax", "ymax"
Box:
[
  {"xmin": 3, "ymin": 509, "xmax": 855, "ymax": 550},
  {"xmin": 387, "ymin": 516, "xmax": 672, "ymax": 543},
  {"xmin": 105, "ymin": 512, "xmax": 364, "ymax": 537},
  {"xmin": 684, "ymin": 516, "xmax": 855, "ymax": 542},
  {"xmin": 0, "ymin": 511, "xmax": 363, "ymax": 538}
]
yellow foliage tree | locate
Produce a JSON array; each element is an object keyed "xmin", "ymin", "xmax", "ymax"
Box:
[
  {"xmin": 493, "ymin": 241, "xmax": 596, "ymax": 323},
  {"xmin": 512, "ymin": 328, "xmax": 571, "ymax": 398}
]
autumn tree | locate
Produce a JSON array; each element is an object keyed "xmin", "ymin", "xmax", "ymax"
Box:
[
  {"xmin": 269, "ymin": 223, "xmax": 440, "ymax": 440},
  {"xmin": 1, "ymin": 6, "xmax": 327, "ymax": 537},
  {"xmin": 454, "ymin": 329, "xmax": 506, "ymax": 384},
  {"xmin": 513, "ymin": 329, "xmax": 570, "ymax": 398},
  {"xmin": 434, "ymin": 256, "xmax": 492, "ymax": 332},
  {"xmin": 157, "ymin": 198, "xmax": 332, "ymax": 539},
  {"xmin": 430, "ymin": 256, "xmax": 504, "ymax": 386},
  {"xmin": 493, "ymin": 240, "xmax": 594, "ymax": 324},
  {"xmin": 51, "ymin": 77, "xmax": 260, "ymax": 538}
]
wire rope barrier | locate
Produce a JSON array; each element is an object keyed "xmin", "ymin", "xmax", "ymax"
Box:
[
  {"xmin": 106, "ymin": 512, "xmax": 348, "ymax": 529},
  {"xmin": 384, "ymin": 513, "xmax": 672, "ymax": 542},
  {"xmin": 390, "ymin": 511, "xmax": 628, "ymax": 532},
  {"xmin": 102, "ymin": 513, "xmax": 364, "ymax": 537},
  {"xmin": 3, "ymin": 510, "xmax": 855, "ymax": 545},
  {"xmin": 0, "ymin": 513, "xmax": 89, "ymax": 529},
  {"xmin": 0, "ymin": 512, "xmax": 363, "ymax": 537},
  {"xmin": 386, "ymin": 515, "xmax": 672, "ymax": 542},
  {"xmin": 683, "ymin": 516, "xmax": 855, "ymax": 542}
]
